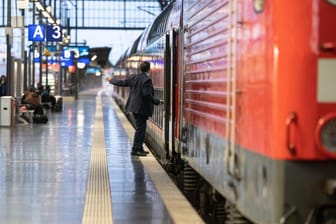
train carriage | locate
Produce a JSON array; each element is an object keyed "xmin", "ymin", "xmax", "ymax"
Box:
[{"xmin": 112, "ymin": 0, "xmax": 336, "ymax": 223}]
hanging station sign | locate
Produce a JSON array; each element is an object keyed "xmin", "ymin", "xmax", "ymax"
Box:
[{"xmin": 28, "ymin": 24, "xmax": 62, "ymax": 42}]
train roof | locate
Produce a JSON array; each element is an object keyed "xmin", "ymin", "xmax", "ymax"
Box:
[
  {"xmin": 137, "ymin": 2, "xmax": 174, "ymax": 53},
  {"xmin": 137, "ymin": 3, "xmax": 174, "ymax": 52},
  {"xmin": 114, "ymin": 33, "xmax": 143, "ymax": 66},
  {"xmin": 147, "ymin": 3, "xmax": 173, "ymax": 45},
  {"xmin": 115, "ymin": 2, "xmax": 174, "ymax": 66}
]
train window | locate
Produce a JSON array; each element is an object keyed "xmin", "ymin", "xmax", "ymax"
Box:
[
  {"xmin": 326, "ymin": 0, "xmax": 336, "ymax": 6},
  {"xmin": 254, "ymin": 0, "xmax": 265, "ymax": 13}
]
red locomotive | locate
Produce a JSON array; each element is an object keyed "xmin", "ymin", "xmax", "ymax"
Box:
[{"xmin": 112, "ymin": 0, "xmax": 336, "ymax": 223}]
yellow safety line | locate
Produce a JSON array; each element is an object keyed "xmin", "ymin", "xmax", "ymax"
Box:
[
  {"xmin": 82, "ymin": 95, "xmax": 113, "ymax": 224},
  {"xmin": 108, "ymin": 96, "xmax": 204, "ymax": 224}
]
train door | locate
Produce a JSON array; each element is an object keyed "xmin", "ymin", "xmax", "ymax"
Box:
[{"xmin": 164, "ymin": 28, "xmax": 180, "ymax": 159}]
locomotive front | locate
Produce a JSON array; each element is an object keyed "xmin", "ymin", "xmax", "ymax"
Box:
[
  {"xmin": 181, "ymin": 0, "xmax": 336, "ymax": 223},
  {"xmin": 274, "ymin": 1, "xmax": 336, "ymax": 222}
]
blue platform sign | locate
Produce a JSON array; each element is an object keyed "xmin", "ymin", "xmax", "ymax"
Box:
[
  {"xmin": 28, "ymin": 25, "xmax": 45, "ymax": 42},
  {"xmin": 28, "ymin": 24, "xmax": 62, "ymax": 42},
  {"xmin": 63, "ymin": 46, "xmax": 89, "ymax": 58},
  {"xmin": 60, "ymin": 49, "xmax": 74, "ymax": 67},
  {"xmin": 47, "ymin": 25, "xmax": 62, "ymax": 42}
]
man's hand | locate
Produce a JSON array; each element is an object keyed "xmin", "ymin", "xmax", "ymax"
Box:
[{"xmin": 105, "ymin": 76, "xmax": 112, "ymax": 82}]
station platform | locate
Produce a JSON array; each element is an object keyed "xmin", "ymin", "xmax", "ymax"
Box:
[{"xmin": 0, "ymin": 88, "xmax": 204, "ymax": 224}]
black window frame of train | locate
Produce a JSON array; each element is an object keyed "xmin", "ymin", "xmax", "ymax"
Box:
[{"xmin": 164, "ymin": 29, "xmax": 178, "ymax": 160}]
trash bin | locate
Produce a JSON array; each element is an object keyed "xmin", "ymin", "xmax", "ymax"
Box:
[{"xmin": 0, "ymin": 96, "xmax": 15, "ymax": 127}]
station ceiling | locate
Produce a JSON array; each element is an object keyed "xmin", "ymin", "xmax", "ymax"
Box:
[{"xmin": 0, "ymin": 0, "xmax": 173, "ymax": 30}]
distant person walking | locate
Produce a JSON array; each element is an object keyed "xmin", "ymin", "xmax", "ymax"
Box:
[
  {"xmin": 0, "ymin": 75, "xmax": 7, "ymax": 96},
  {"xmin": 105, "ymin": 61, "xmax": 162, "ymax": 156}
]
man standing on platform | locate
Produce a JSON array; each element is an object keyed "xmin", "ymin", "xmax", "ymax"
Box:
[{"xmin": 105, "ymin": 61, "xmax": 162, "ymax": 156}]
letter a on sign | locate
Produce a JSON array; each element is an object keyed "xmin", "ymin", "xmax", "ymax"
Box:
[{"xmin": 28, "ymin": 25, "xmax": 45, "ymax": 42}]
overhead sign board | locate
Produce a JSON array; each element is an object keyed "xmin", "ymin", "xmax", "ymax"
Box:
[
  {"xmin": 34, "ymin": 57, "xmax": 59, "ymax": 64},
  {"xmin": 28, "ymin": 25, "xmax": 45, "ymax": 42},
  {"xmin": 63, "ymin": 46, "xmax": 89, "ymax": 58},
  {"xmin": 47, "ymin": 45, "xmax": 57, "ymax": 52},
  {"xmin": 46, "ymin": 25, "xmax": 62, "ymax": 42},
  {"xmin": 60, "ymin": 50, "xmax": 74, "ymax": 67},
  {"xmin": 28, "ymin": 24, "xmax": 63, "ymax": 42}
]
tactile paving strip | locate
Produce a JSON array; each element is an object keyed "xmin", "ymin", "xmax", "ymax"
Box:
[{"xmin": 82, "ymin": 96, "xmax": 113, "ymax": 224}]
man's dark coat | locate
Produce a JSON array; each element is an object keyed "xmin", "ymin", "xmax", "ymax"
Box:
[{"xmin": 110, "ymin": 73, "xmax": 160, "ymax": 117}]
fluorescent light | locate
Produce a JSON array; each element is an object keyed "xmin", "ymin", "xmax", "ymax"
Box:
[
  {"xmin": 42, "ymin": 11, "xmax": 49, "ymax": 18},
  {"xmin": 35, "ymin": 2, "xmax": 44, "ymax": 11},
  {"xmin": 91, "ymin": 55, "xmax": 97, "ymax": 61},
  {"xmin": 77, "ymin": 62, "xmax": 86, "ymax": 69},
  {"xmin": 48, "ymin": 18, "xmax": 55, "ymax": 24}
]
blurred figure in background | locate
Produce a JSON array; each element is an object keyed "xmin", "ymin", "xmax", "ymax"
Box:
[
  {"xmin": 41, "ymin": 85, "xmax": 56, "ymax": 110},
  {"xmin": 0, "ymin": 75, "xmax": 7, "ymax": 96},
  {"xmin": 21, "ymin": 86, "xmax": 44, "ymax": 115}
]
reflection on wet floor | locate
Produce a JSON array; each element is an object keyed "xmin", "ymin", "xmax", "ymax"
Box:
[
  {"xmin": 102, "ymin": 95, "xmax": 173, "ymax": 224},
  {"xmin": 0, "ymin": 91, "xmax": 172, "ymax": 224}
]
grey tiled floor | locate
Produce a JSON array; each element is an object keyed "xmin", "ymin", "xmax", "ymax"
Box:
[
  {"xmin": 102, "ymin": 95, "xmax": 173, "ymax": 224},
  {"xmin": 0, "ymin": 90, "xmax": 172, "ymax": 224}
]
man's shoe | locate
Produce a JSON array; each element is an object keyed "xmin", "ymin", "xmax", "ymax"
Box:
[
  {"xmin": 139, "ymin": 149, "xmax": 149, "ymax": 154},
  {"xmin": 130, "ymin": 151, "xmax": 147, "ymax": 156}
]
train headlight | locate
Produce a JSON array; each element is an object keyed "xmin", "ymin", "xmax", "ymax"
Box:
[{"xmin": 315, "ymin": 113, "xmax": 336, "ymax": 158}]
